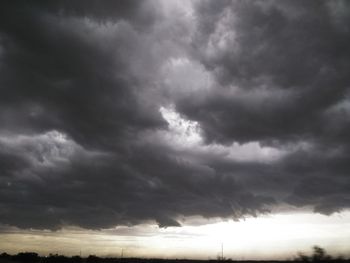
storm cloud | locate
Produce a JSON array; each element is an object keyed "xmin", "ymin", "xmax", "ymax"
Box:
[{"xmin": 0, "ymin": 0, "xmax": 350, "ymax": 230}]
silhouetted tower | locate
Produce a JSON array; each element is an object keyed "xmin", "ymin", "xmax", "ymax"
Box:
[{"xmin": 221, "ymin": 243, "xmax": 224, "ymax": 260}]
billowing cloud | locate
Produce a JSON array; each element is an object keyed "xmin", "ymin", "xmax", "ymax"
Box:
[
  {"xmin": 0, "ymin": 0, "xmax": 349, "ymax": 231},
  {"xmin": 177, "ymin": 0, "xmax": 350, "ymax": 213}
]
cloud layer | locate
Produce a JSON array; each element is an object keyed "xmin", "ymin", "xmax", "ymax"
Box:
[{"xmin": 0, "ymin": 0, "xmax": 350, "ymax": 230}]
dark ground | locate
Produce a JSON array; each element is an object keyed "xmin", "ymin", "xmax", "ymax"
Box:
[{"xmin": 1, "ymin": 252, "xmax": 350, "ymax": 263}]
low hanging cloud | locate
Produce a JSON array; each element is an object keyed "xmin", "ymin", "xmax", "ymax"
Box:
[{"xmin": 0, "ymin": 0, "xmax": 350, "ymax": 231}]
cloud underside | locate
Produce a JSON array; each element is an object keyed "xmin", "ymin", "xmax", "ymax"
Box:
[{"xmin": 0, "ymin": 0, "xmax": 350, "ymax": 230}]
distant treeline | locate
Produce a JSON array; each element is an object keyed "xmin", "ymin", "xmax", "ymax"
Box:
[{"xmin": 0, "ymin": 247, "xmax": 349, "ymax": 263}]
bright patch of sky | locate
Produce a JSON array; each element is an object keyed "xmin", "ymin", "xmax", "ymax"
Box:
[
  {"xmin": 1, "ymin": 211, "xmax": 349, "ymax": 260},
  {"xmin": 158, "ymin": 106, "xmax": 286, "ymax": 163}
]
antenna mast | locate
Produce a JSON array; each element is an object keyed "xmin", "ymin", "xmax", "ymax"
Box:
[{"xmin": 221, "ymin": 243, "xmax": 224, "ymax": 260}]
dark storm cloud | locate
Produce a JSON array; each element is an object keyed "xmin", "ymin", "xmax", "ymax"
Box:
[
  {"xmin": 0, "ymin": 0, "xmax": 164, "ymax": 149},
  {"xmin": 0, "ymin": 0, "xmax": 167, "ymax": 229},
  {"xmin": 0, "ymin": 132, "xmax": 273, "ymax": 229},
  {"xmin": 178, "ymin": 0, "xmax": 350, "ymax": 144},
  {"xmin": 178, "ymin": 1, "xmax": 350, "ymax": 214},
  {"xmin": 0, "ymin": 0, "xmax": 350, "ymax": 231},
  {"xmin": 0, "ymin": 0, "xmax": 272, "ymax": 230},
  {"xmin": 1, "ymin": 0, "xmax": 158, "ymax": 27}
]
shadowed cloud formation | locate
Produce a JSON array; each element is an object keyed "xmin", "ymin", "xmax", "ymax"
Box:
[{"xmin": 0, "ymin": 0, "xmax": 350, "ymax": 230}]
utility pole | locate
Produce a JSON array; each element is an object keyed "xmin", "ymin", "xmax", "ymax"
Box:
[{"xmin": 221, "ymin": 243, "xmax": 224, "ymax": 261}]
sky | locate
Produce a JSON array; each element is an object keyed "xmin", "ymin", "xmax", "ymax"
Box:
[{"xmin": 0, "ymin": 0, "xmax": 350, "ymax": 259}]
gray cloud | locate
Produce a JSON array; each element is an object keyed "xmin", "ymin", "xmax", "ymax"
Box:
[
  {"xmin": 0, "ymin": 0, "xmax": 350, "ymax": 231},
  {"xmin": 176, "ymin": 0, "xmax": 350, "ymax": 214},
  {"xmin": 179, "ymin": 0, "xmax": 350, "ymax": 144},
  {"xmin": 0, "ymin": 131, "xmax": 274, "ymax": 229}
]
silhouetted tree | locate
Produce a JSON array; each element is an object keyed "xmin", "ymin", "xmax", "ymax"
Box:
[
  {"xmin": 296, "ymin": 246, "xmax": 333, "ymax": 262},
  {"xmin": 43, "ymin": 254, "xmax": 69, "ymax": 263},
  {"xmin": 13, "ymin": 252, "xmax": 39, "ymax": 263},
  {"xmin": 86, "ymin": 255, "xmax": 101, "ymax": 263},
  {"xmin": 312, "ymin": 246, "xmax": 330, "ymax": 262},
  {"xmin": 0, "ymin": 253, "xmax": 11, "ymax": 259},
  {"xmin": 70, "ymin": 256, "xmax": 82, "ymax": 263},
  {"xmin": 296, "ymin": 252, "xmax": 311, "ymax": 263}
]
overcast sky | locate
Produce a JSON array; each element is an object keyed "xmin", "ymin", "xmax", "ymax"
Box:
[{"xmin": 0, "ymin": 0, "xmax": 350, "ymax": 258}]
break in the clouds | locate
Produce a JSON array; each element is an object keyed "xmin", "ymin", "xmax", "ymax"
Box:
[{"xmin": 0, "ymin": 0, "xmax": 350, "ymax": 230}]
